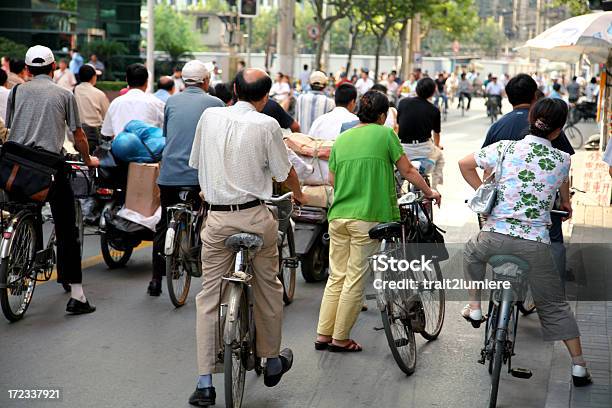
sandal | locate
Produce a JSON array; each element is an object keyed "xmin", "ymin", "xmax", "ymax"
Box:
[
  {"xmin": 328, "ymin": 339, "xmax": 363, "ymax": 353},
  {"xmin": 314, "ymin": 340, "xmax": 331, "ymax": 351},
  {"xmin": 461, "ymin": 304, "xmax": 486, "ymax": 328}
]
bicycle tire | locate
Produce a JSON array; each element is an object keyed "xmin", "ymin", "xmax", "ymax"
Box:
[
  {"xmin": 224, "ymin": 285, "xmax": 248, "ymax": 408},
  {"xmin": 415, "ymin": 261, "xmax": 445, "ymax": 340},
  {"xmin": 381, "ymin": 306, "xmax": 417, "ymax": 375},
  {"xmin": 166, "ymin": 216, "xmax": 192, "ymax": 308},
  {"xmin": 279, "ymin": 228, "xmax": 296, "ymax": 305},
  {"xmin": 0, "ymin": 214, "xmax": 38, "ymax": 322},
  {"xmin": 564, "ymin": 125, "xmax": 583, "ymax": 149},
  {"xmin": 489, "ymin": 334, "xmax": 505, "ymax": 408},
  {"xmin": 486, "ymin": 301, "xmax": 498, "ymax": 375},
  {"xmin": 100, "ymin": 232, "xmax": 133, "ymax": 269}
]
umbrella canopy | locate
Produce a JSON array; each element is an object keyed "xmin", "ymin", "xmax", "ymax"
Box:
[{"xmin": 518, "ymin": 11, "xmax": 612, "ymax": 63}]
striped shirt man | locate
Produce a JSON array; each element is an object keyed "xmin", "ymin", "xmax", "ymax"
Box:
[{"xmin": 295, "ymin": 90, "xmax": 335, "ymax": 135}]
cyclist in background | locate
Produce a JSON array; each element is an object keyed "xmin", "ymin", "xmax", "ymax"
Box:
[
  {"xmin": 433, "ymin": 72, "xmax": 448, "ymax": 112},
  {"xmin": 485, "ymin": 75, "xmax": 504, "ymax": 117},
  {"xmin": 457, "ymin": 73, "xmax": 472, "ymax": 111}
]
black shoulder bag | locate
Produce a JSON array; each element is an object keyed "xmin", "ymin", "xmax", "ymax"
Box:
[{"xmin": 0, "ymin": 85, "xmax": 66, "ymax": 202}]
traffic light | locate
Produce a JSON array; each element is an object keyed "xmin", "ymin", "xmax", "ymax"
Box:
[{"xmin": 239, "ymin": 0, "xmax": 257, "ymax": 17}]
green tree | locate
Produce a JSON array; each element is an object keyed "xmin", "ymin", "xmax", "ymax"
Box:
[
  {"xmin": 81, "ymin": 39, "xmax": 128, "ymax": 80},
  {"xmin": 550, "ymin": 0, "xmax": 590, "ymax": 16},
  {"xmin": 422, "ymin": 0, "xmax": 479, "ymax": 42},
  {"xmin": 475, "ymin": 17, "xmax": 507, "ymax": 58},
  {"xmin": 309, "ymin": 0, "xmax": 353, "ymax": 70},
  {"xmin": 154, "ymin": 4, "xmax": 199, "ymax": 65},
  {"xmin": 0, "ymin": 37, "xmax": 28, "ymax": 60}
]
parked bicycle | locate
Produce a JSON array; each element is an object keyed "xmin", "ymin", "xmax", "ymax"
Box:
[
  {"xmin": 164, "ymin": 187, "xmax": 203, "ymax": 308},
  {"xmin": 368, "ymin": 191, "xmax": 445, "ymax": 375},
  {"xmin": 220, "ymin": 192, "xmax": 292, "ymax": 408},
  {"xmin": 0, "ymin": 161, "xmax": 86, "ymax": 322},
  {"xmin": 563, "ymin": 123, "xmax": 584, "ymax": 150}
]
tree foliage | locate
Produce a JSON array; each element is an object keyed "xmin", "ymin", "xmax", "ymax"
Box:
[
  {"xmin": 422, "ymin": 0, "xmax": 479, "ymax": 41},
  {"xmin": 154, "ymin": 4, "xmax": 199, "ymax": 64},
  {"xmin": 475, "ymin": 17, "xmax": 507, "ymax": 58},
  {"xmin": 0, "ymin": 37, "xmax": 28, "ymax": 60},
  {"xmin": 550, "ymin": 0, "xmax": 590, "ymax": 16}
]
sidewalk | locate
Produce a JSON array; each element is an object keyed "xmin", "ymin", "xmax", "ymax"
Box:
[{"xmin": 545, "ymin": 205, "xmax": 612, "ymax": 408}]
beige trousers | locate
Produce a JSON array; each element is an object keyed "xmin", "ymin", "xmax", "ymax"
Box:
[
  {"xmin": 317, "ymin": 218, "xmax": 379, "ymax": 340},
  {"xmin": 196, "ymin": 204, "xmax": 283, "ymax": 374}
]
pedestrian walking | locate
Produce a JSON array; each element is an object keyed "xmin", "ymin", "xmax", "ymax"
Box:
[
  {"xmin": 53, "ymin": 59, "xmax": 77, "ymax": 90},
  {"xmin": 354, "ymin": 68, "xmax": 373, "ymax": 95},
  {"xmin": 153, "ymin": 76, "xmax": 176, "ymax": 104},
  {"xmin": 74, "ymin": 64, "xmax": 109, "ymax": 152},
  {"xmin": 69, "ymin": 48, "xmax": 83, "ymax": 80},
  {"xmin": 294, "ymin": 71, "xmax": 335, "ymax": 134},
  {"xmin": 6, "ymin": 59, "xmax": 27, "ymax": 89}
]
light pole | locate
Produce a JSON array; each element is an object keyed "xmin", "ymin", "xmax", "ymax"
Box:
[{"xmin": 146, "ymin": 0, "xmax": 155, "ymax": 93}]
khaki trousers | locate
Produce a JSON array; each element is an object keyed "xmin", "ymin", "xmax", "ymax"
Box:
[
  {"xmin": 317, "ymin": 218, "xmax": 379, "ymax": 340},
  {"xmin": 196, "ymin": 204, "xmax": 283, "ymax": 374}
]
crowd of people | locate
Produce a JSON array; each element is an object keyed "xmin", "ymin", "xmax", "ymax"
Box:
[{"xmin": 3, "ymin": 43, "xmax": 609, "ymax": 407}]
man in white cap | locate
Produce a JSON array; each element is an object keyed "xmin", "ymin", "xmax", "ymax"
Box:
[
  {"xmin": 101, "ymin": 63, "xmax": 164, "ymax": 138},
  {"xmin": 294, "ymin": 70, "xmax": 335, "ymax": 134},
  {"xmin": 5, "ymin": 45, "xmax": 99, "ymax": 314},
  {"xmin": 148, "ymin": 60, "xmax": 224, "ymax": 296}
]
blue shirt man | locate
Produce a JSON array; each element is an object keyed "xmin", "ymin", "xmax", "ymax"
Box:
[
  {"xmin": 149, "ymin": 60, "xmax": 224, "ymax": 296},
  {"xmin": 69, "ymin": 49, "xmax": 83, "ymax": 76}
]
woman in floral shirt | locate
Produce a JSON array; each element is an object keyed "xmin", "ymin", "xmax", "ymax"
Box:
[{"xmin": 458, "ymin": 98, "xmax": 591, "ymax": 387}]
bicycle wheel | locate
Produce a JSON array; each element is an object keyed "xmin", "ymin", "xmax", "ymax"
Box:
[
  {"xmin": 0, "ymin": 214, "xmax": 38, "ymax": 322},
  {"xmin": 381, "ymin": 304, "xmax": 417, "ymax": 375},
  {"xmin": 224, "ymin": 285, "xmax": 248, "ymax": 408},
  {"xmin": 489, "ymin": 332, "xmax": 505, "ymax": 408},
  {"xmin": 413, "ymin": 261, "xmax": 445, "ymax": 340},
  {"xmin": 166, "ymin": 215, "xmax": 192, "ymax": 308},
  {"xmin": 564, "ymin": 125, "xmax": 583, "ymax": 149},
  {"xmin": 100, "ymin": 232, "xmax": 133, "ymax": 269},
  {"xmin": 278, "ymin": 228, "xmax": 296, "ymax": 305},
  {"xmin": 486, "ymin": 301, "xmax": 498, "ymax": 375}
]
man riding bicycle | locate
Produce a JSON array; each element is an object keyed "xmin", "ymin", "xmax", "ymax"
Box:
[
  {"xmin": 4, "ymin": 46, "xmax": 99, "ymax": 314},
  {"xmin": 485, "ymin": 75, "xmax": 504, "ymax": 117},
  {"xmin": 187, "ymin": 68, "xmax": 305, "ymax": 407},
  {"xmin": 457, "ymin": 73, "xmax": 472, "ymax": 111},
  {"xmin": 433, "ymin": 73, "xmax": 448, "ymax": 112}
]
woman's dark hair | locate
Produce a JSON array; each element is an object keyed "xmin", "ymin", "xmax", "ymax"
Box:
[
  {"xmin": 357, "ymin": 90, "xmax": 389, "ymax": 124},
  {"xmin": 590, "ymin": 77, "xmax": 597, "ymax": 84},
  {"xmin": 416, "ymin": 77, "xmax": 436, "ymax": 99},
  {"xmin": 214, "ymin": 82, "xmax": 234, "ymax": 104},
  {"xmin": 126, "ymin": 63, "xmax": 148, "ymax": 87},
  {"xmin": 234, "ymin": 70, "xmax": 272, "ymax": 102},
  {"xmin": 10, "ymin": 59, "xmax": 25, "ymax": 74},
  {"xmin": 505, "ymin": 73, "xmax": 537, "ymax": 106},
  {"xmin": 371, "ymin": 83, "xmax": 387, "ymax": 93},
  {"xmin": 528, "ymin": 98, "xmax": 568, "ymax": 138},
  {"xmin": 334, "ymin": 83, "xmax": 357, "ymax": 107}
]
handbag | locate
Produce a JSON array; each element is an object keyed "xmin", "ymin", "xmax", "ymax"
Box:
[
  {"xmin": 0, "ymin": 85, "xmax": 66, "ymax": 202},
  {"xmin": 468, "ymin": 142, "xmax": 512, "ymax": 215}
]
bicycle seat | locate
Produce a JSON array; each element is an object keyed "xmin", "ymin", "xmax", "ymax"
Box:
[
  {"xmin": 368, "ymin": 222, "xmax": 402, "ymax": 241},
  {"xmin": 224, "ymin": 233, "xmax": 264, "ymax": 253},
  {"xmin": 488, "ymin": 255, "xmax": 530, "ymax": 272}
]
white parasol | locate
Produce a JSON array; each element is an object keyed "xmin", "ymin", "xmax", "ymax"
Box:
[{"xmin": 517, "ymin": 11, "xmax": 612, "ymax": 63}]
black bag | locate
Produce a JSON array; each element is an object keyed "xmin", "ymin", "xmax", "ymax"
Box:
[
  {"xmin": 413, "ymin": 203, "xmax": 449, "ymax": 262},
  {"xmin": 0, "ymin": 141, "xmax": 65, "ymax": 202}
]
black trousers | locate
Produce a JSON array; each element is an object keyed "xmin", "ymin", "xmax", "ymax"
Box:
[
  {"xmin": 45, "ymin": 170, "xmax": 82, "ymax": 284},
  {"xmin": 459, "ymin": 92, "xmax": 472, "ymax": 109},
  {"xmin": 152, "ymin": 185, "xmax": 201, "ymax": 282}
]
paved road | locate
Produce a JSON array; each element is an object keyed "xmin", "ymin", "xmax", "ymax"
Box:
[{"xmin": 0, "ymin": 99, "xmax": 600, "ymax": 408}]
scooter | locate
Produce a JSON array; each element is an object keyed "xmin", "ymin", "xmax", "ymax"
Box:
[{"xmin": 292, "ymin": 206, "xmax": 329, "ymax": 282}]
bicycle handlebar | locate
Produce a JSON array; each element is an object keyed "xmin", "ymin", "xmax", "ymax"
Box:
[{"xmin": 267, "ymin": 192, "xmax": 293, "ymax": 203}]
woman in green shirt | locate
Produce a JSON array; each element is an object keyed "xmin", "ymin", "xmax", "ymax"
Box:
[{"xmin": 315, "ymin": 90, "xmax": 441, "ymax": 352}]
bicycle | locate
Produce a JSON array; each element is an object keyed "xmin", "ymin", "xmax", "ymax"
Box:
[
  {"xmin": 0, "ymin": 162, "xmax": 86, "ymax": 322},
  {"xmin": 563, "ymin": 123, "xmax": 584, "ymax": 150},
  {"xmin": 266, "ymin": 195, "xmax": 298, "ymax": 305},
  {"xmin": 368, "ymin": 191, "xmax": 445, "ymax": 375},
  {"xmin": 164, "ymin": 187, "xmax": 203, "ymax": 308},
  {"xmin": 486, "ymin": 95, "xmax": 501, "ymax": 123},
  {"xmin": 220, "ymin": 192, "xmax": 292, "ymax": 408},
  {"xmin": 434, "ymin": 94, "xmax": 448, "ymax": 122},
  {"xmin": 458, "ymin": 93, "xmax": 466, "ymax": 117}
]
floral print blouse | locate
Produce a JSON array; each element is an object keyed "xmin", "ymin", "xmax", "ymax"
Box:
[{"xmin": 474, "ymin": 135, "xmax": 571, "ymax": 244}]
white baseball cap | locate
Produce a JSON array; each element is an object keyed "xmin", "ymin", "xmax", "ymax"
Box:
[
  {"xmin": 309, "ymin": 71, "xmax": 328, "ymax": 86},
  {"xmin": 182, "ymin": 60, "xmax": 210, "ymax": 84},
  {"xmin": 25, "ymin": 45, "xmax": 55, "ymax": 67}
]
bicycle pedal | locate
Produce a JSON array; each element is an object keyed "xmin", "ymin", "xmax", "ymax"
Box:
[{"xmin": 510, "ymin": 368, "xmax": 533, "ymax": 379}]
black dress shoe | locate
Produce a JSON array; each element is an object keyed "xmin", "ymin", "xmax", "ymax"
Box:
[
  {"xmin": 147, "ymin": 280, "xmax": 162, "ymax": 296},
  {"xmin": 66, "ymin": 298, "xmax": 96, "ymax": 315},
  {"xmin": 188, "ymin": 386, "xmax": 215, "ymax": 406},
  {"xmin": 264, "ymin": 348, "xmax": 293, "ymax": 387}
]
